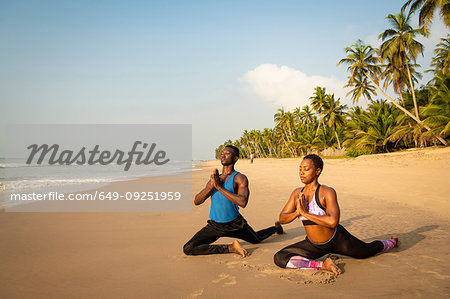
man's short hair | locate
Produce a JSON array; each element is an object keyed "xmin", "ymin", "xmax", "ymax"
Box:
[{"xmin": 224, "ymin": 145, "xmax": 240, "ymax": 157}]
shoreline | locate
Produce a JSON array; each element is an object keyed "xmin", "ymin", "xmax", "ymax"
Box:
[{"xmin": 0, "ymin": 163, "xmax": 193, "ymax": 212}]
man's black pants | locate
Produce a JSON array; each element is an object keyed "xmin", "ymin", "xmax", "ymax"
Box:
[{"xmin": 183, "ymin": 214, "xmax": 277, "ymax": 255}]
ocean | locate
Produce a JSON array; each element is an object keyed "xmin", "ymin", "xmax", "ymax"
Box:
[{"xmin": 0, "ymin": 157, "xmax": 197, "ymax": 209}]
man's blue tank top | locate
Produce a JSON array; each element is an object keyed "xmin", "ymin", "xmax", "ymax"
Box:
[{"xmin": 209, "ymin": 171, "xmax": 240, "ymax": 223}]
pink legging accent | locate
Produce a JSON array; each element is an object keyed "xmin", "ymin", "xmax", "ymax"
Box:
[
  {"xmin": 380, "ymin": 239, "xmax": 397, "ymax": 252},
  {"xmin": 285, "ymin": 238, "xmax": 396, "ymax": 269},
  {"xmin": 286, "ymin": 256, "xmax": 323, "ymax": 269}
]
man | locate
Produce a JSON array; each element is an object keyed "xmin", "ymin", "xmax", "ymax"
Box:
[{"xmin": 183, "ymin": 145, "xmax": 283, "ymax": 257}]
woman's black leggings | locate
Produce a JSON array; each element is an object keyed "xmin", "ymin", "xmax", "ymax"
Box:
[{"xmin": 274, "ymin": 224, "xmax": 384, "ymax": 268}]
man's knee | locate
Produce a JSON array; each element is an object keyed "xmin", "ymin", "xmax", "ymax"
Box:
[
  {"xmin": 183, "ymin": 241, "xmax": 194, "ymax": 255},
  {"xmin": 273, "ymin": 250, "xmax": 288, "ymax": 268}
]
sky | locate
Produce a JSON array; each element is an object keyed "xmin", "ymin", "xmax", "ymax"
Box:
[{"xmin": 0, "ymin": 0, "xmax": 448, "ymax": 160}]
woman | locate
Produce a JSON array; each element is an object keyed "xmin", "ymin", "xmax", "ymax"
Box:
[{"xmin": 274, "ymin": 154, "xmax": 398, "ymax": 275}]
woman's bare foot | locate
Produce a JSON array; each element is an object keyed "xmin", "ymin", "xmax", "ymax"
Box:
[
  {"xmin": 275, "ymin": 221, "xmax": 284, "ymax": 234},
  {"xmin": 391, "ymin": 235, "xmax": 399, "ymax": 247},
  {"xmin": 323, "ymin": 258, "xmax": 341, "ymax": 275},
  {"xmin": 228, "ymin": 240, "xmax": 248, "ymax": 257}
]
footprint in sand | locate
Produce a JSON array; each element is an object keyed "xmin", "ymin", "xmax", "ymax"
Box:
[
  {"xmin": 225, "ymin": 260, "xmax": 242, "ymax": 269},
  {"xmin": 184, "ymin": 289, "xmax": 204, "ymax": 299},
  {"xmin": 419, "ymin": 269, "xmax": 450, "ymax": 280},
  {"xmin": 419, "ymin": 255, "xmax": 442, "ymax": 262},
  {"xmin": 406, "ymin": 262, "xmax": 450, "ymax": 280},
  {"xmin": 223, "ymin": 276, "xmax": 237, "ymax": 286},
  {"xmin": 212, "ymin": 273, "xmax": 237, "ymax": 287},
  {"xmin": 212, "ymin": 273, "xmax": 229, "ymax": 283},
  {"xmin": 368, "ymin": 260, "xmax": 392, "ymax": 268}
]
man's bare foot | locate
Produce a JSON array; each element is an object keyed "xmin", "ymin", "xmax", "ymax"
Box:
[
  {"xmin": 228, "ymin": 240, "xmax": 248, "ymax": 257},
  {"xmin": 391, "ymin": 235, "xmax": 399, "ymax": 247},
  {"xmin": 275, "ymin": 221, "xmax": 284, "ymax": 234},
  {"xmin": 323, "ymin": 258, "xmax": 341, "ymax": 275}
]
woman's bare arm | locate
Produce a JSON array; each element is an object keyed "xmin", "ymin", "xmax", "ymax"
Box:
[
  {"xmin": 299, "ymin": 186, "xmax": 340, "ymax": 228},
  {"xmin": 279, "ymin": 188, "xmax": 302, "ymax": 224}
]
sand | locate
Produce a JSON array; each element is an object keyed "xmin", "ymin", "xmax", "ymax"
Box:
[{"xmin": 1, "ymin": 147, "xmax": 449, "ymax": 298}]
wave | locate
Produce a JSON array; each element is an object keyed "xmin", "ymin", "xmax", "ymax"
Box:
[
  {"xmin": 3, "ymin": 178, "xmax": 115, "ymax": 191},
  {"xmin": 1, "ymin": 167, "xmax": 191, "ymax": 191}
]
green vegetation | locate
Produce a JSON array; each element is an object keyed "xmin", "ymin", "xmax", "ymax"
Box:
[{"xmin": 216, "ymin": 2, "xmax": 450, "ymax": 159}]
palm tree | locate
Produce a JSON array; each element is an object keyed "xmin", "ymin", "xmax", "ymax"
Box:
[
  {"xmin": 389, "ymin": 75, "xmax": 450, "ymax": 147},
  {"xmin": 274, "ymin": 108, "xmax": 295, "ymax": 137},
  {"xmin": 299, "ymin": 128, "xmax": 321, "ymax": 154},
  {"xmin": 262, "ymin": 128, "xmax": 277, "ymax": 157},
  {"xmin": 402, "ymin": 0, "xmax": 450, "ymax": 32},
  {"xmin": 310, "ymin": 87, "xmax": 327, "ymax": 112},
  {"xmin": 242, "ymin": 130, "xmax": 254, "ymax": 158},
  {"xmin": 381, "ymin": 54, "xmax": 422, "ymax": 104},
  {"xmin": 293, "ymin": 107, "xmax": 302, "ymax": 127},
  {"xmin": 338, "ymin": 39, "xmax": 448, "ymax": 145},
  {"xmin": 345, "ymin": 73, "xmax": 377, "ymax": 106},
  {"xmin": 430, "ymin": 35, "xmax": 450, "ymax": 75},
  {"xmin": 352, "ymin": 100, "xmax": 400, "ymax": 153},
  {"xmin": 344, "ymin": 106, "xmax": 368, "ymax": 149},
  {"xmin": 347, "ymin": 106, "xmax": 368, "ymax": 131},
  {"xmin": 379, "ymin": 12, "xmax": 426, "ymax": 120},
  {"xmin": 388, "ymin": 108, "xmax": 428, "ymax": 148},
  {"xmin": 237, "ymin": 136, "xmax": 249, "ymax": 158},
  {"xmin": 337, "ymin": 40, "xmax": 382, "ymax": 85},
  {"xmin": 423, "ymin": 74, "xmax": 450, "ymax": 139},
  {"xmin": 322, "ymin": 94, "xmax": 347, "ymax": 149},
  {"xmin": 300, "ymin": 105, "xmax": 315, "ymax": 132},
  {"xmin": 310, "ymin": 86, "xmax": 329, "ymax": 136},
  {"xmin": 274, "ymin": 108, "xmax": 296, "ymax": 156}
]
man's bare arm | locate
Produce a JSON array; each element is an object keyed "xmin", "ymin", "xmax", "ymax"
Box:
[{"xmin": 194, "ymin": 180, "xmax": 214, "ymax": 205}]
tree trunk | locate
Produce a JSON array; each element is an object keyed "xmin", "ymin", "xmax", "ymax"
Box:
[
  {"xmin": 254, "ymin": 142, "xmax": 263, "ymax": 158},
  {"xmin": 364, "ymin": 71, "xmax": 448, "ymax": 146},
  {"xmin": 405, "ymin": 56, "xmax": 420, "ymax": 121},
  {"xmin": 363, "ymin": 94, "xmax": 369, "ymax": 107},
  {"xmin": 322, "ymin": 121, "xmax": 328, "ymax": 149},
  {"xmin": 334, "ymin": 129, "xmax": 342, "ymax": 149},
  {"xmin": 282, "ymin": 134, "xmax": 294, "ymax": 157},
  {"xmin": 269, "ymin": 143, "xmax": 276, "ymax": 157},
  {"xmin": 258, "ymin": 142, "xmax": 267, "ymax": 158},
  {"xmin": 399, "ymin": 91, "xmax": 405, "ymax": 105},
  {"xmin": 315, "ymin": 118, "xmax": 322, "ymax": 136}
]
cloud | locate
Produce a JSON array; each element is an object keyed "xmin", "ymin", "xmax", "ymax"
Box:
[
  {"xmin": 241, "ymin": 64, "xmax": 348, "ymax": 110},
  {"xmin": 417, "ymin": 18, "xmax": 448, "ymax": 57}
]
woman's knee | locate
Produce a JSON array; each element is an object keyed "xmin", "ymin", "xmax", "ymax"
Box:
[
  {"xmin": 344, "ymin": 247, "xmax": 377, "ymax": 259},
  {"xmin": 352, "ymin": 251, "xmax": 377, "ymax": 259},
  {"xmin": 350, "ymin": 241, "xmax": 383, "ymax": 259},
  {"xmin": 273, "ymin": 250, "xmax": 289, "ymax": 268}
]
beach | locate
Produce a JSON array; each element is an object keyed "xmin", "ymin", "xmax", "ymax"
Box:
[{"xmin": 1, "ymin": 147, "xmax": 449, "ymax": 298}]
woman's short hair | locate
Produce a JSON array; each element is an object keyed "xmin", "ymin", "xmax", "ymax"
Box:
[{"xmin": 303, "ymin": 154, "xmax": 323, "ymax": 170}]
